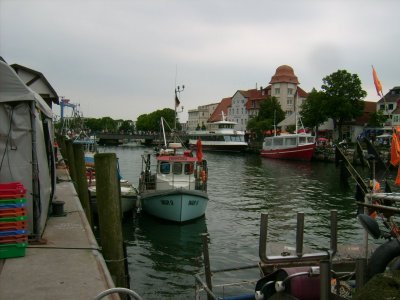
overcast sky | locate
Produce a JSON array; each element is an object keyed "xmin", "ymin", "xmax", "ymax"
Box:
[{"xmin": 1, "ymin": 0, "xmax": 398, "ymax": 122}]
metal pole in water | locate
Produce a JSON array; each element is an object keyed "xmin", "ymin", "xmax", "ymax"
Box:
[
  {"xmin": 320, "ymin": 259, "xmax": 331, "ymax": 300},
  {"xmin": 296, "ymin": 212, "xmax": 304, "ymax": 257},
  {"xmin": 201, "ymin": 233, "xmax": 213, "ymax": 300},
  {"xmin": 330, "ymin": 210, "xmax": 337, "ymax": 255},
  {"xmin": 94, "ymin": 153, "xmax": 128, "ymax": 290}
]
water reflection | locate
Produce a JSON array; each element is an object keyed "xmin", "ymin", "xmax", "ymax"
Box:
[
  {"xmin": 123, "ymin": 215, "xmax": 207, "ymax": 299},
  {"xmin": 107, "ymin": 147, "xmax": 367, "ymax": 299}
]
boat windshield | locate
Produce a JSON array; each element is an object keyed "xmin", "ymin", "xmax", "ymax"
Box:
[
  {"xmin": 172, "ymin": 162, "xmax": 183, "ymax": 175},
  {"xmin": 223, "ymin": 135, "xmax": 245, "ymax": 142},
  {"xmin": 160, "ymin": 162, "xmax": 170, "ymax": 174},
  {"xmin": 159, "ymin": 161, "xmax": 194, "ymax": 176}
]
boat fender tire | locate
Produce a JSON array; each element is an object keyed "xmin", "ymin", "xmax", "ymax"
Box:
[{"xmin": 367, "ymin": 239, "xmax": 400, "ymax": 280}]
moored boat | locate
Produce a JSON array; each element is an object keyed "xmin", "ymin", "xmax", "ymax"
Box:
[
  {"xmin": 88, "ymin": 179, "xmax": 139, "ymax": 215},
  {"xmin": 138, "ymin": 119, "xmax": 209, "ymax": 222},
  {"xmin": 260, "ymin": 132, "xmax": 316, "ymax": 161},
  {"xmin": 260, "ymin": 89, "xmax": 315, "ymax": 161},
  {"xmin": 188, "ymin": 113, "xmax": 248, "ymax": 152}
]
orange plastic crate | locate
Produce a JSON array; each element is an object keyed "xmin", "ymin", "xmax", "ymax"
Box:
[
  {"xmin": 0, "ymin": 220, "xmax": 27, "ymax": 230},
  {"xmin": 0, "ymin": 208, "xmax": 27, "ymax": 218}
]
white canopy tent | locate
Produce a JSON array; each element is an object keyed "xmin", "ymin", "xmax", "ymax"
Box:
[{"xmin": 0, "ymin": 59, "xmax": 55, "ymax": 240}]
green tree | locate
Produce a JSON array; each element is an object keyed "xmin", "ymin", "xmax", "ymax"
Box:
[
  {"xmin": 98, "ymin": 117, "xmax": 118, "ymax": 132},
  {"xmin": 368, "ymin": 110, "xmax": 387, "ymax": 127},
  {"xmin": 85, "ymin": 118, "xmax": 103, "ymax": 132},
  {"xmin": 136, "ymin": 108, "xmax": 178, "ymax": 132},
  {"xmin": 300, "ymin": 88, "xmax": 328, "ymax": 135},
  {"xmin": 321, "ymin": 70, "xmax": 367, "ymax": 140},
  {"xmin": 119, "ymin": 120, "xmax": 134, "ymax": 133},
  {"xmin": 247, "ymin": 97, "xmax": 284, "ymax": 140}
]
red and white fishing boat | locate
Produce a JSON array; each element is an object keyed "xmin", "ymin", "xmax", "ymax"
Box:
[
  {"xmin": 260, "ymin": 131, "xmax": 316, "ymax": 161},
  {"xmin": 260, "ymin": 91, "xmax": 316, "ymax": 161}
]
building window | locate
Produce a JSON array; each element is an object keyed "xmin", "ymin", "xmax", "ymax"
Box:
[
  {"xmin": 287, "ymin": 98, "xmax": 293, "ymax": 105},
  {"xmin": 380, "ymin": 104, "xmax": 385, "ymax": 111},
  {"xmin": 275, "ymin": 88, "xmax": 280, "ymax": 95},
  {"xmin": 288, "ymin": 88, "xmax": 293, "ymax": 95},
  {"xmin": 389, "ymin": 104, "xmax": 394, "ymax": 110}
]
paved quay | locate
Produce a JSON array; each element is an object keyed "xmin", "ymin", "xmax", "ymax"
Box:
[{"xmin": 0, "ymin": 164, "xmax": 119, "ymax": 300}]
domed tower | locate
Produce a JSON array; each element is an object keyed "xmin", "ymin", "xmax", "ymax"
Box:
[{"xmin": 269, "ymin": 65, "xmax": 300, "ymax": 116}]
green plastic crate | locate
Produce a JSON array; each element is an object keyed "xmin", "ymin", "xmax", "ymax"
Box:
[
  {"xmin": 0, "ymin": 215, "xmax": 28, "ymax": 223},
  {"xmin": 0, "ymin": 198, "xmax": 26, "ymax": 205},
  {"xmin": 0, "ymin": 242, "xmax": 27, "ymax": 259}
]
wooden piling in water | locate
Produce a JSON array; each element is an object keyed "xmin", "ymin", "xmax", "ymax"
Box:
[
  {"xmin": 65, "ymin": 139, "xmax": 77, "ymax": 187},
  {"xmin": 94, "ymin": 153, "xmax": 128, "ymax": 290},
  {"xmin": 72, "ymin": 143, "xmax": 93, "ymax": 227}
]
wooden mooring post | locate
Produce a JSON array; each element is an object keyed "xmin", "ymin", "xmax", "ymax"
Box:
[
  {"xmin": 72, "ymin": 143, "xmax": 93, "ymax": 227},
  {"xmin": 64, "ymin": 139, "xmax": 77, "ymax": 187},
  {"xmin": 94, "ymin": 153, "xmax": 128, "ymax": 290}
]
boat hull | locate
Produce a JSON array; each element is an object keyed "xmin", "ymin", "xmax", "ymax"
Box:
[
  {"xmin": 88, "ymin": 185, "xmax": 138, "ymax": 215},
  {"xmin": 140, "ymin": 189, "xmax": 208, "ymax": 222},
  {"xmin": 260, "ymin": 143, "xmax": 315, "ymax": 161}
]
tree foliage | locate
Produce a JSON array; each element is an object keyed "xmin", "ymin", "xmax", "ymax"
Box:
[
  {"xmin": 368, "ymin": 110, "xmax": 388, "ymax": 127},
  {"xmin": 247, "ymin": 97, "xmax": 284, "ymax": 140},
  {"xmin": 321, "ymin": 70, "xmax": 367, "ymax": 139},
  {"xmin": 135, "ymin": 108, "xmax": 179, "ymax": 132},
  {"xmin": 300, "ymin": 88, "xmax": 329, "ymax": 133}
]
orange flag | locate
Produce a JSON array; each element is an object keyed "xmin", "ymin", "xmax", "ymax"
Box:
[
  {"xmin": 372, "ymin": 66, "xmax": 383, "ymax": 97},
  {"xmin": 390, "ymin": 132, "xmax": 400, "ymax": 166}
]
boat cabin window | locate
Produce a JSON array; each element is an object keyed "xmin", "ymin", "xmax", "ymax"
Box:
[
  {"xmin": 172, "ymin": 162, "xmax": 183, "ymax": 175},
  {"xmin": 307, "ymin": 137, "xmax": 315, "ymax": 143},
  {"xmin": 286, "ymin": 137, "xmax": 296, "ymax": 146},
  {"xmin": 160, "ymin": 162, "xmax": 170, "ymax": 174},
  {"xmin": 264, "ymin": 139, "xmax": 272, "ymax": 147},
  {"xmin": 184, "ymin": 163, "xmax": 194, "ymax": 175},
  {"xmin": 299, "ymin": 137, "xmax": 307, "ymax": 144},
  {"xmin": 274, "ymin": 138, "xmax": 284, "ymax": 146}
]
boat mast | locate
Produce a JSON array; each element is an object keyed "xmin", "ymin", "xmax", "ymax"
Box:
[{"xmin": 161, "ymin": 117, "xmax": 167, "ymax": 147}]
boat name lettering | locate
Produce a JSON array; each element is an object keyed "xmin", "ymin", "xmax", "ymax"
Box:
[
  {"xmin": 161, "ymin": 199, "xmax": 174, "ymax": 205},
  {"xmin": 188, "ymin": 200, "xmax": 199, "ymax": 206}
]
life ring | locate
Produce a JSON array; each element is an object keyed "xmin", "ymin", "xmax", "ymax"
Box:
[{"xmin": 367, "ymin": 239, "xmax": 400, "ymax": 280}]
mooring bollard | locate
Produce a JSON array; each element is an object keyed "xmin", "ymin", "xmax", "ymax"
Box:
[
  {"xmin": 72, "ymin": 143, "xmax": 92, "ymax": 227},
  {"xmin": 94, "ymin": 153, "xmax": 128, "ymax": 290}
]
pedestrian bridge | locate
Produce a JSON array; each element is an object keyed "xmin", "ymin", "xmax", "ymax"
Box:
[{"xmin": 96, "ymin": 132, "xmax": 188, "ymax": 145}]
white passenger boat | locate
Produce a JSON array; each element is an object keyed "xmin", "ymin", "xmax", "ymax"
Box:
[{"xmin": 188, "ymin": 113, "xmax": 248, "ymax": 152}]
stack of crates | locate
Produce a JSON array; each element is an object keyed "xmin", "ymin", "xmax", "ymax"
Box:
[{"xmin": 0, "ymin": 182, "xmax": 28, "ymax": 259}]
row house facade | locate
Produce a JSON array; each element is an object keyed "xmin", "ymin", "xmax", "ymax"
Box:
[
  {"xmin": 187, "ymin": 103, "xmax": 219, "ymax": 131},
  {"xmin": 187, "ymin": 65, "xmax": 308, "ymax": 132},
  {"xmin": 376, "ymin": 86, "xmax": 400, "ymax": 127}
]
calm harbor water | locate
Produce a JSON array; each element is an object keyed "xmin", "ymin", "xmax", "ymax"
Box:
[{"xmin": 103, "ymin": 146, "xmax": 367, "ymax": 299}]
